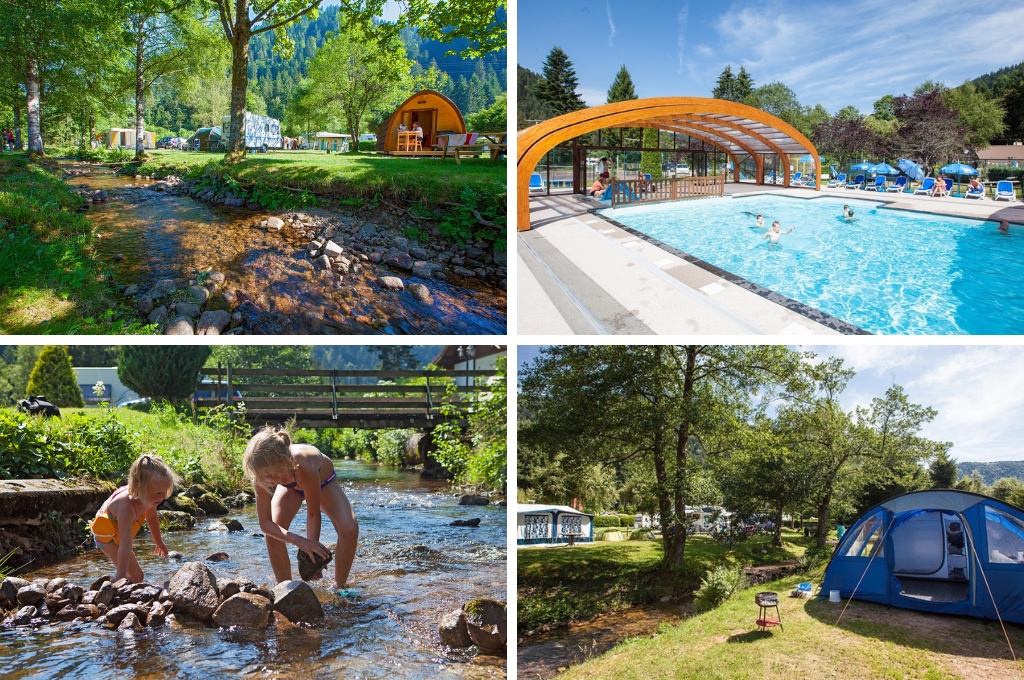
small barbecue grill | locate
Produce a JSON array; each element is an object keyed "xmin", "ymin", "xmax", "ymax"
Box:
[{"xmin": 755, "ymin": 591, "xmax": 783, "ymax": 632}]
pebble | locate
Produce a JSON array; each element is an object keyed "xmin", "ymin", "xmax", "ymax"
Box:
[{"xmin": 380, "ymin": 276, "xmax": 405, "ymax": 291}]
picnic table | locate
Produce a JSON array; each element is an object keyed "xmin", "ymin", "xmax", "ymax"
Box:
[
  {"xmin": 438, "ymin": 131, "xmax": 507, "ymax": 163},
  {"xmin": 563, "ymin": 531, "xmax": 581, "ymax": 547}
]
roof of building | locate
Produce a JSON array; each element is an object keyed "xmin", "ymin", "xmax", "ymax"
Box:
[
  {"xmin": 976, "ymin": 145, "xmax": 1024, "ymax": 160},
  {"xmin": 430, "ymin": 345, "xmax": 506, "ymax": 369},
  {"xmin": 314, "ymin": 132, "xmax": 352, "ymax": 138},
  {"xmin": 517, "ymin": 504, "xmax": 594, "ymax": 516}
]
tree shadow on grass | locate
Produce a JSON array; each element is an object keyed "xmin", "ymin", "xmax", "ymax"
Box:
[{"xmin": 726, "ymin": 630, "xmax": 775, "ymax": 644}]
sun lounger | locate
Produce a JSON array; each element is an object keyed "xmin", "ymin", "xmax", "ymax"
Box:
[
  {"xmin": 886, "ymin": 176, "xmax": 908, "ymax": 193},
  {"xmin": 827, "ymin": 173, "xmax": 847, "ymax": 188},
  {"xmin": 791, "ymin": 171, "xmax": 803, "ymax": 185},
  {"xmin": 913, "ymin": 177, "xmax": 936, "ymax": 195},
  {"xmin": 846, "ymin": 174, "xmax": 864, "ymax": 189},
  {"xmin": 867, "ymin": 176, "xmax": 887, "ymax": 191},
  {"xmin": 994, "ymin": 180, "xmax": 1018, "ymax": 202},
  {"xmin": 529, "ymin": 172, "xmax": 545, "ymax": 195},
  {"xmin": 965, "ymin": 184, "xmax": 985, "ymax": 199}
]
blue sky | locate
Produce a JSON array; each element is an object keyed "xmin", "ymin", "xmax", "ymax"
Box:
[
  {"xmin": 518, "ymin": 0, "xmax": 1024, "ymax": 113},
  {"xmin": 517, "ymin": 345, "xmax": 1024, "ymax": 463}
]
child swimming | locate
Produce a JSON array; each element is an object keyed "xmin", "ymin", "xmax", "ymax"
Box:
[
  {"xmin": 763, "ymin": 220, "xmax": 795, "ymax": 244},
  {"xmin": 744, "ymin": 212, "xmax": 765, "ymax": 229},
  {"xmin": 842, "ymin": 205, "xmax": 856, "ymax": 221},
  {"xmin": 244, "ymin": 427, "xmax": 359, "ymax": 593},
  {"xmin": 90, "ymin": 455, "xmax": 176, "ymax": 583}
]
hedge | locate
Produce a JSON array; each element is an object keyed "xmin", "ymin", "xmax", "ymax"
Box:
[
  {"xmin": 594, "ymin": 515, "xmax": 621, "ymax": 527},
  {"xmin": 985, "ymin": 166, "xmax": 1024, "ymax": 183},
  {"xmin": 618, "ymin": 514, "xmax": 637, "ymax": 526}
]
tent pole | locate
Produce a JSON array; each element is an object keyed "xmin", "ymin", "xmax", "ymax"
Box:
[
  {"xmin": 836, "ymin": 515, "xmax": 897, "ymax": 627},
  {"xmin": 962, "ymin": 518, "xmax": 1017, "ymax": 661}
]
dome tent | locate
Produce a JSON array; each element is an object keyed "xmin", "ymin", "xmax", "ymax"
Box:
[{"xmin": 822, "ymin": 489, "xmax": 1024, "ymax": 624}]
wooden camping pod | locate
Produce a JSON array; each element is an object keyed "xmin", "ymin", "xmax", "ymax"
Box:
[{"xmin": 376, "ymin": 89, "xmax": 466, "ymax": 153}]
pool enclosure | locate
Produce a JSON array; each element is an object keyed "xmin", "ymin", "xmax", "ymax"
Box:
[
  {"xmin": 516, "ymin": 504, "xmax": 594, "ymax": 545},
  {"xmin": 821, "ymin": 490, "xmax": 1024, "ymax": 624}
]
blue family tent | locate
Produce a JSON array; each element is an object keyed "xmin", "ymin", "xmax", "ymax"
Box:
[{"xmin": 822, "ymin": 490, "xmax": 1024, "ymax": 624}]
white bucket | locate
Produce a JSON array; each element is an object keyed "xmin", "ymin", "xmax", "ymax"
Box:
[{"xmin": 829, "ymin": 590, "xmax": 841, "ymax": 603}]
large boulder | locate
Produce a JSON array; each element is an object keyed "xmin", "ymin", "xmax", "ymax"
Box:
[
  {"xmin": 164, "ymin": 317, "xmax": 194, "ymax": 335},
  {"xmin": 463, "ymin": 598, "xmax": 507, "ymax": 654},
  {"xmin": 458, "ymin": 495, "xmax": 490, "ymax": 506},
  {"xmin": 216, "ymin": 579, "xmax": 241, "ymax": 601},
  {"xmin": 270, "ymin": 580, "xmax": 323, "ymax": 623},
  {"xmin": 195, "ymin": 493, "xmax": 229, "ymax": 516},
  {"xmin": 197, "ymin": 310, "xmax": 231, "ymax": 335},
  {"xmin": 438, "ymin": 609, "xmax": 473, "ymax": 648},
  {"xmin": 105, "ymin": 603, "xmax": 150, "ymax": 626},
  {"xmin": 158, "ymin": 510, "xmax": 196, "ymax": 531},
  {"xmin": 212, "ymin": 593, "xmax": 272, "ymax": 629},
  {"xmin": 184, "ymin": 485, "xmax": 208, "ymax": 499},
  {"xmin": 118, "ymin": 611, "xmax": 143, "ymax": 632},
  {"xmin": 167, "ymin": 561, "xmax": 220, "ymax": 621},
  {"xmin": 380, "ymin": 276, "xmax": 405, "ymax": 291},
  {"xmin": 164, "ymin": 494, "xmax": 199, "ymax": 516},
  {"xmin": 383, "ymin": 248, "xmax": 415, "ymax": 271},
  {"xmin": 16, "ymin": 583, "xmax": 47, "ymax": 607},
  {"xmin": 1, "ymin": 577, "xmax": 30, "ymax": 606}
]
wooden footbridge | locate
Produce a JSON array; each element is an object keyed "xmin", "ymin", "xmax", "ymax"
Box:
[{"xmin": 196, "ymin": 366, "xmax": 497, "ymax": 430}]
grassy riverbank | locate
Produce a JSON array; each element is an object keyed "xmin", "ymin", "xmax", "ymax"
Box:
[
  {"xmin": 0, "ymin": 154, "xmax": 146, "ymax": 334},
  {"xmin": 518, "ymin": 531, "xmax": 815, "ymax": 631}
]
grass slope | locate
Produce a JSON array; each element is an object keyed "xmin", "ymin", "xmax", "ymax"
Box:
[{"xmin": 560, "ymin": 571, "xmax": 1024, "ymax": 680}]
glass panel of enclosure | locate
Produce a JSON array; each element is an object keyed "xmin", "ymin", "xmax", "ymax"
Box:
[
  {"xmin": 984, "ymin": 506, "xmax": 1024, "ymax": 564},
  {"xmin": 843, "ymin": 512, "xmax": 885, "ymax": 558}
]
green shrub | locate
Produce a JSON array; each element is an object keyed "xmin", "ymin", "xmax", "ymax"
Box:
[
  {"xmin": 618, "ymin": 514, "xmax": 636, "ymax": 527},
  {"xmin": 118, "ymin": 346, "xmax": 212, "ymax": 402},
  {"xmin": 985, "ymin": 166, "xmax": 1024, "ymax": 184},
  {"xmin": 465, "ymin": 94, "xmax": 507, "ymax": 133},
  {"xmin": 25, "ymin": 346, "xmax": 85, "ymax": 407},
  {"xmin": 798, "ymin": 545, "xmax": 834, "ymax": 572},
  {"xmin": 593, "ymin": 515, "xmax": 621, "ymax": 527},
  {"xmin": 694, "ymin": 565, "xmax": 747, "ymax": 612},
  {"xmin": 0, "ymin": 409, "xmax": 138, "ymax": 479},
  {"xmin": 358, "ymin": 140, "xmax": 376, "ymax": 152}
]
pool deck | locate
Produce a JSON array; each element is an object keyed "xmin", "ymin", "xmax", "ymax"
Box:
[{"xmin": 519, "ymin": 183, "xmax": 1024, "ymax": 336}]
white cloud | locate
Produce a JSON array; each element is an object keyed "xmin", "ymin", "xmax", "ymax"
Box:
[
  {"xmin": 578, "ymin": 86, "xmax": 607, "ymax": 106},
  {"xmin": 677, "ymin": 2, "xmax": 689, "ymax": 74},
  {"xmin": 695, "ymin": 44, "xmax": 714, "ymax": 57},
  {"xmin": 606, "ymin": 0, "xmax": 617, "ymax": 47}
]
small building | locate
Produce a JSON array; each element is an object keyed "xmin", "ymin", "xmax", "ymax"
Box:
[
  {"xmin": 104, "ymin": 128, "xmax": 154, "ymax": 150},
  {"xmin": 431, "ymin": 345, "xmax": 506, "ymax": 386},
  {"xmin": 72, "ymin": 367, "xmax": 139, "ymax": 407},
  {"xmin": 313, "ymin": 132, "xmax": 351, "ymax": 152},
  {"xmin": 376, "ymin": 89, "xmax": 466, "ymax": 154},
  {"xmin": 517, "ymin": 504, "xmax": 594, "ymax": 545},
  {"xmin": 975, "ymin": 144, "xmax": 1024, "ymax": 169}
]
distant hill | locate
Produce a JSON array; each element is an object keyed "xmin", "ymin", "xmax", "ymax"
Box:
[
  {"xmin": 957, "ymin": 461, "xmax": 1024, "ymax": 485},
  {"xmin": 517, "ymin": 65, "xmax": 554, "ymax": 129},
  {"xmin": 971, "ymin": 62, "xmax": 1024, "ymax": 92},
  {"xmin": 312, "ymin": 346, "xmax": 441, "ymax": 370}
]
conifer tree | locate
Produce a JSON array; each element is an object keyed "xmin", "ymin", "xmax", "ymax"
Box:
[
  {"xmin": 712, "ymin": 65, "xmax": 736, "ymax": 100},
  {"xmin": 117, "ymin": 346, "xmax": 212, "ymax": 403},
  {"xmin": 535, "ymin": 46, "xmax": 586, "ymax": 116},
  {"xmin": 25, "ymin": 346, "xmax": 84, "ymax": 407},
  {"xmin": 640, "ymin": 128, "xmax": 663, "ymax": 178},
  {"xmin": 735, "ymin": 66, "xmax": 755, "ymax": 101},
  {"xmin": 606, "ymin": 65, "xmax": 638, "ymax": 103}
]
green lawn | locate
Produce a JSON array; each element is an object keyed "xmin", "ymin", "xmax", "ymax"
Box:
[
  {"xmin": 518, "ymin": 530, "xmax": 816, "ymax": 632},
  {"xmin": 558, "ymin": 570, "xmax": 1024, "ymax": 680},
  {"xmin": 0, "ymin": 154, "xmax": 149, "ymax": 334}
]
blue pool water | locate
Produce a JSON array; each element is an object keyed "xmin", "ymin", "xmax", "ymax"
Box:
[{"xmin": 601, "ymin": 195, "xmax": 1024, "ymax": 334}]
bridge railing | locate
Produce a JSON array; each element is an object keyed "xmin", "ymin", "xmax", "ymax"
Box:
[
  {"xmin": 197, "ymin": 366, "xmax": 497, "ymax": 429},
  {"xmin": 610, "ymin": 174, "xmax": 725, "ymax": 207}
]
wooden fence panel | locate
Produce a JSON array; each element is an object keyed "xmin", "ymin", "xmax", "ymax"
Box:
[{"xmin": 611, "ymin": 174, "xmax": 725, "ymax": 207}]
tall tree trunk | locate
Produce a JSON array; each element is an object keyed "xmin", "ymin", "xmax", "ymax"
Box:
[
  {"xmin": 26, "ymin": 56, "xmax": 42, "ymax": 154},
  {"xmin": 226, "ymin": 5, "xmax": 251, "ymax": 163},
  {"xmin": 13, "ymin": 101, "xmax": 22, "ymax": 149},
  {"xmin": 773, "ymin": 499, "xmax": 784, "ymax": 547},
  {"xmin": 668, "ymin": 346, "xmax": 698, "ymax": 566},
  {"xmin": 652, "ymin": 426, "xmax": 674, "ymax": 567},
  {"xmin": 816, "ymin": 491, "xmax": 832, "ymax": 548},
  {"xmin": 135, "ymin": 21, "xmax": 147, "ymax": 159}
]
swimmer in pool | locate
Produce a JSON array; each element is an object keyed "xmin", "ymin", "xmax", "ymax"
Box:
[
  {"xmin": 745, "ymin": 212, "xmax": 765, "ymax": 229},
  {"xmin": 763, "ymin": 220, "xmax": 794, "ymax": 244},
  {"xmin": 842, "ymin": 204, "xmax": 856, "ymax": 221},
  {"xmin": 998, "ymin": 220, "xmax": 1010, "ymax": 235}
]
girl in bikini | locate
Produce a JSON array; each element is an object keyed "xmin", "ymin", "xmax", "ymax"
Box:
[
  {"xmin": 243, "ymin": 427, "xmax": 359, "ymax": 594},
  {"xmin": 90, "ymin": 455, "xmax": 175, "ymax": 583}
]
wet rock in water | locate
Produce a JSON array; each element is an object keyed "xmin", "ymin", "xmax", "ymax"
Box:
[
  {"xmin": 45, "ymin": 578, "xmax": 68, "ymax": 594},
  {"xmin": 75, "ymin": 604, "xmax": 100, "ymax": 620},
  {"xmin": 216, "ymin": 579, "xmax": 241, "ymax": 601},
  {"xmin": 368, "ymin": 251, "xmax": 383, "ymax": 264},
  {"xmin": 149, "ymin": 278, "xmax": 177, "ymax": 299},
  {"xmin": 383, "ymin": 248, "xmax": 415, "ymax": 271},
  {"xmin": 94, "ymin": 582, "xmax": 116, "ymax": 607},
  {"xmin": 324, "ymin": 240, "xmax": 343, "ymax": 258},
  {"xmin": 247, "ymin": 202, "xmax": 261, "ymax": 211},
  {"xmin": 195, "ymin": 493, "xmax": 229, "ymax": 515},
  {"xmin": 393, "ymin": 236, "xmax": 409, "ymax": 253},
  {"xmin": 184, "ymin": 485, "xmax": 208, "ymax": 499},
  {"xmin": 147, "ymin": 601, "xmax": 166, "ymax": 627},
  {"xmin": 158, "ymin": 510, "xmax": 196, "ymax": 531},
  {"xmin": 221, "ymin": 494, "xmax": 244, "ymax": 509},
  {"xmin": 118, "ymin": 612, "xmax": 143, "ymax": 632},
  {"xmin": 409, "ymin": 246, "xmax": 429, "ymax": 261},
  {"xmin": 271, "ymin": 580, "xmax": 323, "ymax": 623},
  {"xmin": 197, "ymin": 310, "xmax": 231, "ymax": 335},
  {"xmin": 148, "ymin": 306, "xmax": 168, "ymax": 325},
  {"xmin": 452, "ymin": 266, "xmax": 476, "ymax": 278},
  {"xmin": 164, "ymin": 493, "xmax": 199, "ymax": 515},
  {"xmin": 212, "ymin": 593, "xmax": 272, "ymax": 629},
  {"xmin": 223, "ymin": 518, "xmax": 244, "ymax": 532},
  {"xmin": 223, "ymin": 291, "xmax": 237, "ymax": 306},
  {"xmin": 189, "ymin": 285, "xmax": 210, "ymax": 304},
  {"xmin": 411, "ymin": 261, "xmax": 438, "ymax": 279},
  {"xmin": 112, "ymin": 253, "xmax": 125, "ymax": 262},
  {"xmin": 463, "ymin": 599, "xmax": 507, "ymax": 654},
  {"xmin": 174, "ymin": 302, "xmax": 201, "ymax": 319},
  {"xmin": 1, "ymin": 577, "xmax": 30, "ymax": 606},
  {"xmin": 459, "ymin": 495, "xmax": 490, "ymax": 506},
  {"xmin": 17, "ymin": 583, "xmax": 47, "ymax": 607},
  {"xmin": 90, "ymin": 575, "xmax": 111, "ymax": 592},
  {"xmin": 128, "ymin": 586, "xmax": 162, "ymax": 605},
  {"xmin": 81, "ymin": 590, "xmax": 97, "ymax": 605},
  {"xmin": 267, "ymin": 610, "xmax": 297, "ymax": 631},
  {"xmin": 93, "ymin": 190, "xmax": 107, "ymax": 202},
  {"xmin": 136, "ymin": 295, "xmax": 154, "ymax": 314},
  {"xmin": 498, "ymin": 278, "xmax": 507, "ymax": 291},
  {"xmin": 9, "ymin": 606, "xmax": 36, "ymax": 626},
  {"xmin": 439, "ymin": 609, "xmax": 473, "ymax": 648},
  {"xmin": 449, "ymin": 518, "xmax": 481, "ymax": 527},
  {"xmin": 315, "ymin": 254, "xmax": 332, "ymax": 270},
  {"xmin": 358, "ymin": 223, "xmax": 377, "ymax": 239},
  {"xmin": 407, "ymin": 283, "xmax": 432, "ymax": 304},
  {"xmin": 105, "ymin": 603, "xmax": 150, "ymax": 627},
  {"xmin": 380, "ymin": 276, "xmax": 405, "ymax": 291},
  {"xmin": 167, "ymin": 562, "xmax": 220, "ymax": 621},
  {"xmin": 206, "ymin": 271, "xmax": 226, "ymax": 284},
  {"xmin": 205, "ymin": 552, "xmax": 229, "ymax": 562},
  {"xmin": 297, "ymin": 547, "xmax": 333, "ymax": 581},
  {"xmin": 266, "ymin": 216, "xmax": 285, "ymax": 231},
  {"xmin": 164, "ymin": 317, "xmax": 194, "ymax": 335},
  {"xmin": 251, "ymin": 532, "xmax": 264, "ymax": 538},
  {"xmin": 167, "ymin": 551, "xmax": 184, "ymax": 560}
]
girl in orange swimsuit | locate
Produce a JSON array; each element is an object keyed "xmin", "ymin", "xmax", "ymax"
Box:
[
  {"xmin": 243, "ymin": 427, "xmax": 359, "ymax": 594},
  {"xmin": 90, "ymin": 455, "xmax": 176, "ymax": 583}
]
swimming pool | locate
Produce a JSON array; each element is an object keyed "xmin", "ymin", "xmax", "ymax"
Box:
[{"xmin": 600, "ymin": 195, "xmax": 1024, "ymax": 334}]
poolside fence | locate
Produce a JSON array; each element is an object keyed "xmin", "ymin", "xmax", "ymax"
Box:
[{"xmin": 611, "ymin": 174, "xmax": 725, "ymax": 207}]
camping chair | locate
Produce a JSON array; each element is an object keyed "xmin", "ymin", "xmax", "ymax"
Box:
[
  {"xmin": 827, "ymin": 173, "xmax": 847, "ymax": 188},
  {"xmin": 914, "ymin": 177, "xmax": 936, "ymax": 195},
  {"xmin": 867, "ymin": 176, "xmax": 887, "ymax": 191},
  {"xmin": 995, "ymin": 180, "xmax": 1018, "ymax": 202},
  {"xmin": 791, "ymin": 171, "xmax": 803, "ymax": 185},
  {"xmin": 886, "ymin": 176, "xmax": 908, "ymax": 193},
  {"xmin": 755, "ymin": 592, "xmax": 783, "ymax": 632},
  {"xmin": 846, "ymin": 174, "xmax": 865, "ymax": 189},
  {"xmin": 529, "ymin": 173, "xmax": 545, "ymax": 195}
]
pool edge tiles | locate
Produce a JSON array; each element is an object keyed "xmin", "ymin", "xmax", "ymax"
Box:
[{"xmin": 591, "ymin": 206, "xmax": 871, "ymax": 336}]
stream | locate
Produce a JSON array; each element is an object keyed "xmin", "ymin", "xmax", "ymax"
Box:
[
  {"xmin": 0, "ymin": 462, "xmax": 507, "ymax": 679},
  {"xmin": 65, "ymin": 163, "xmax": 507, "ymax": 334}
]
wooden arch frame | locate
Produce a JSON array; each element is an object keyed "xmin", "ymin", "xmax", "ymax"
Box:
[
  {"xmin": 517, "ymin": 97, "xmax": 821, "ymax": 231},
  {"xmin": 646, "ymin": 121, "xmax": 765, "ymax": 182}
]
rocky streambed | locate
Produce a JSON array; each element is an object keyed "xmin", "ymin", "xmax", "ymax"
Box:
[
  {"xmin": 62, "ymin": 162, "xmax": 507, "ymax": 334},
  {"xmin": 0, "ymin": 461, "xmax": 506, "ymax": 678}
]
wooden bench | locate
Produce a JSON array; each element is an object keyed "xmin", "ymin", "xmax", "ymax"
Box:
[{"xmin": 439, "ymin": 132, "xmax": 507, "ymax": 164}]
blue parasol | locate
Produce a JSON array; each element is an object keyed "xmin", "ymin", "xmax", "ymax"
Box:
[
  {"xmin": 940, "ymin": 162, "xmax": 978, "ymax": 195},
  {"xmin": 850, "ymin": 162, "xmax": 875, "ymax": 175},
  {"xmin": 898, "ymin": 158, "xmax": 925, "ymax": 182},
  {"xmin": 873, "ymin": 162, "xmax": 899, "ymax": 176}
]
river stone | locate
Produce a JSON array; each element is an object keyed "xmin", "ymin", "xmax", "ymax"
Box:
[
  {"xmin": 380, "ymin": 276, "xmax": 405, "ymax": 291},
  {"xmin": 184, "ymin": 485, "xmax": 208, "ymax": 499},
  {"xmin": 464, "ymin": 599, "xmax": 506, "ymax": 654},
  {"xmin": 368, "ymin": 251, "xmax": 382, "ymax": 263},
  {"xmin": 90, "ymin": 575, "xmax": 111, "ymax": 592},
  {"xmin": 207, "ymin": 271, "xmax": 225, "ymax": 284},
  {"xmin": 93, "ymin": 190, "xmax": 107, "ymax": 202},
  {"xmin": 150, "ymin": 278, "xmax": 176, "ymax": 299},
  {"xmin": 189, "ymin": 285, "xmax": 210, "ymax": 304},
  {"xmin": 358, "ymin": 223, "xmax": 376, "ymax": 239},
  {"xmin": 158, "ymin": 510, "xmax": 196, "ymax": 531},
  {"xmin": 411, "ymin": 261, "xmax": 433, "ymax": 278},
  {"xmin": 324, "ymin": 240, "xmax": 343, "ymax": 258},
  {"xmin": 383, "ymin": 249, "xmax": 415, "ymax": 270},
  {"xmin": 217, "ymin": 579, "xmax": 241, "ymax": 600},
  {"xmin": 174, "ymin": 302, "xmax": 201, "ymax": 319},
  {"xmin": 458, "ymin": 495, "xmax": 490, "ymax": 506},
  {"xmin": 197, "ymin": 310, "xmax": 231, "ymax": 335},
  {"xmin": 223, "ymin": 518, "xmax": 244, "ymax": 532},
  {"xmin": 314, "ymin": 254, "xmax": 332, "ymax": 271},
  {"xmin": 409, "ymin": 246, "xmax": 429, "ymax": 261},
  {"xmin": 167, "ymin": 551, "xmax": 184, "ymax": 560},
  {"xmin": 17, "ymin": 583, "xmax": 46, "ymax": 607},
  {"xmin": 213, "ymin": 593, "xmax": 272, "ymax": 629},
  {"xmin": 95, "ymin": 582, "xmax": 116, "ymax": 607},
  {"xmin": 297, "ymin": 547, "xmax": 333, "ymax": 581},
  {"xmin": 147, "ymin": 306, "xmax": 168, "ymax": 325},
  {"xmin": 206, "ymin": 552, "xmax": 229, "ymax": 562},
  {"xmin": 10, "ymin": 606, "xmax": 36, "ymax": 626},
  {"xmin": 75, "ymin": 604, "xmax": 100, "ymax": 620},
  {"xmin": 164, "ymin": 317, "xmax": 194, "ymax": 335},
  {"xmin": 82, "ymin": 590, "xmax": 97, "ymax": 605},
  {"xmin": 452, "ymin": 266, "xmax": 476, "ymax": 278},
  {"xmin": 438, "ymin": 609, "xmax": 473, "ymax": 648},
  {"xmin": 129, "ymin": 586, "xmax": 162, "ymax": 605},
  {"xmin": 449, "ymin": 518, "xmax": 481, "ymax": 527},
  {"xmin": 267, "ymin": 216, "xmax": 285, "ymax": 231},
  {"xmin": 118, "ymin": 611, "xmax": 143, "ymax": 632},
  {"xmin": 393, "ymin": 236, "xmax": 409, "ymax": 253},
  {"xmin": 196, "ymin": 493, "xmax": 229, "ymax": 515},
  {"xmin": 1, "ymin": 577, "xmax": 29, "ymax": 606},
  {"xmin": 167, "ymin": 562, "xmax": 220, "ymax": 621},
  {"xmin": 268, "ymin": 610, "xmax": 297, "ymax": 631},
  {"xmin": 136, "ymin": 295, "xmax": 154, "ymax": 314},
  {"xmin": 407, "ymin": 283, "xmax": 432, "ymax": 304},
  {"xmin": 105, "ymin": 603, "xmax": 150, "ymax": 626},
  {"xmin": 270, "ymin": 581, "xmax": 323, "ymax": 623},
  {"xmin": 147, "ymin": 601, "xmax": 166, "ymax": 627},
  {"xmin": 167, "ymin": 493, "xmax": 199, "ymax": 515},
  {"xmin": 46, "ymin": 578, "xmax": 69, "ymax": 593}
]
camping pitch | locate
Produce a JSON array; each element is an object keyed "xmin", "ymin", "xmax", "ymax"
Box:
[{"xmin": 822, "ymin": 490, "xmax": 1024, "ymax": 624}]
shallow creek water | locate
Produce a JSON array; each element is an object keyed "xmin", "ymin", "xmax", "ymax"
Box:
[
  {"xmin": 0, "ymin": 462, "xmax": 507, "ymax": 679},
  {"xmin": 66, "ymin": 163, "xmax": 506, "ymax": 334}
]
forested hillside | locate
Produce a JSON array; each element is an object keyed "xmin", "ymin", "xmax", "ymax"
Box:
[{"xmin": 957, "ymin": 461, "xmax": 1024, "ymax": 485}]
